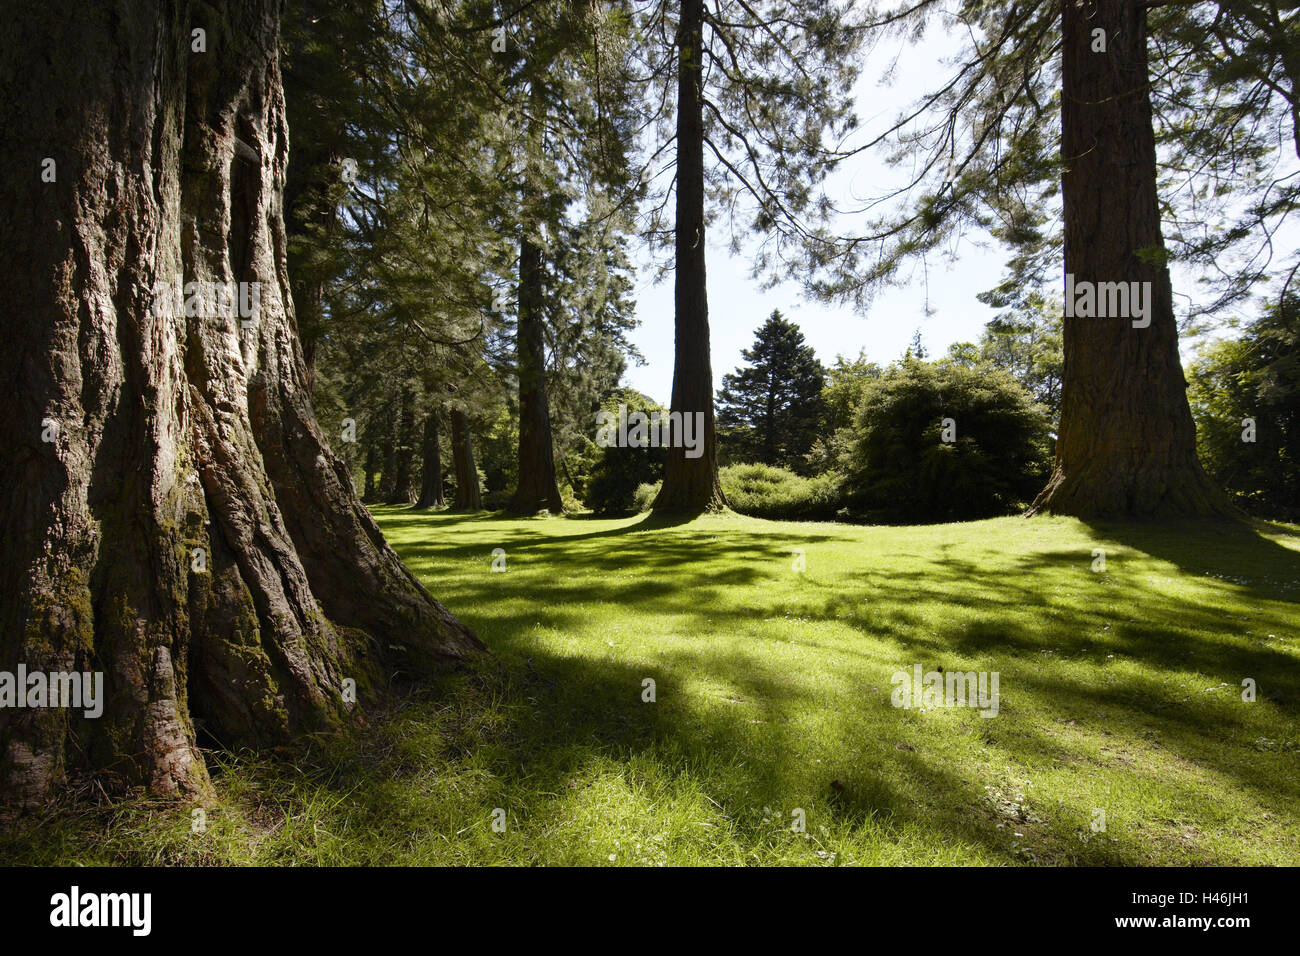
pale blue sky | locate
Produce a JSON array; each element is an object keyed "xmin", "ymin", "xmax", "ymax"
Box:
[
  {"xmin": 618, "ymin": 22, "xmax": 1283, "ymax": 404},
  {"xmin": 623, "ymin": 231, "xmax": 1004, "ymax": 403},
  {"xmin": 623, "ymin": 28, "xmax": 1001, "ymax": 402}
]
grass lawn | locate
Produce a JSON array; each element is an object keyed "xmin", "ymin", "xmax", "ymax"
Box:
[{"xmin": 5, "ymin": 509, "xmax": 1299, "ymax": 865}]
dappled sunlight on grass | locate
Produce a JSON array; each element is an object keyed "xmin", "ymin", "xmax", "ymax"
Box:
[
  {"xmin": 363, "ymin": 507, "xmax": 1300, "ymax": 865},
  {"xmin": 5, "ymin": 509, "xmax": 1296, "ymax": 865}
]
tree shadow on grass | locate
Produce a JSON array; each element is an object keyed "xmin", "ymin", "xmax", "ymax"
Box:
[
  {"xmin": 358, "ymin": 645, "xmax": 1064, "ymax": 864},
  {"xmin": 1081, "ymin": 518, "xmax": 1300, "ymax": 605},
  {"xmin": 812, "ymin": 542, "xmax": 1300, "ymax": 821},
  {"xmin": 346, "ymin": 511, "xmax": 1300, "ymax": 865},
  {"xmin": 394, "ymin": 523, "xmax": 843, "ymax": 655}
]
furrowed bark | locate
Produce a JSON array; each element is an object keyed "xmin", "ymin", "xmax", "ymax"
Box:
[
  {"xmin": 0, "ymin": 0, "xmax": 481, "ymax": 810},
  {"xmin": 1030, "ymin": 0, "xmax": 1231, "ymax": 518}
]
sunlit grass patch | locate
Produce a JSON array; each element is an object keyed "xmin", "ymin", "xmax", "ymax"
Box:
[{"xmin": 4, "ymin": 509, "xmax": 1297, "ymax": 866}]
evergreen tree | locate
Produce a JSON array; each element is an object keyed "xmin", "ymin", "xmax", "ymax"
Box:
[
  {"xmin": 429, "ymin": 0, "xmax": 643, "ymax": 515},
  {"xmin": 284, "ymin": 0, "xmax": 511, "ymax": 504},
  {"xmin": 546, "ymin": 208, "xmax": 642, "ymax": 497},
  {"xmin": 716, "ymin": 311, "xmax": 826, "ymax": 472},
  {"xmin": 906, "ymin": 329, "xmax": 927, "ymax": 361},
  {"xmin": 1188, "ymin": 295, "xmax": 1300, "ymax": 519}
]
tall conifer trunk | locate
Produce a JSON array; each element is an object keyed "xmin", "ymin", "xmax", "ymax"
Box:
[
  {"xmin": 653, "ymin": 0, "xmax": 727, "ymax": 512},
  {"xmin": 417, "ymin": 410, "xmax": 445, "ymax": 509},
  {"xmin": 1030, "ymin": 0, "xmax": 1230, "ymax": 517},
  {"xmin": 451, "ymin": 409, "xmax": 482, "ymax": 510},
  {"xmin": 509, "ymin": 227, "xmax": 564, "ymax": 514},
  {"xmin": 387, "ymin": 386, "xmax": 417, "ymax": 505}
]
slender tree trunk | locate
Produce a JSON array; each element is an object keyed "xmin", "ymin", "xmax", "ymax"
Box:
[
  {"xmin": 764, "ymin": 379, "xmax": 776, "ymax": 465},
  {"xmin": 363, "ymin": 441, "xmax": 379, "ymax": 503},
  {"xmin": 387, "ymin": 386, "xmax": 417, "ymax": 505},
  {"xmin": 451, "ymin": 409, "xmax": 482, "ymax": 510},
  {"xmin": 1030, "ymin": 0, "xmax": 1230, "ymax": 518},
  {"xmin": 283, "ymin": 145, "xmax": 337, "ymax": 390},
  {"xmin": 653, "ymin": 0, "xmax": 727, "ymax": 512},
  {"xmin": 377, "ymin": 403, "xmax": 399, "ymax": 502},
  {"xmin": 509, "ymin": 226, "xmax": 564, "ymax": 514},
  {"xmin": 417, "ymin": 410, "xmax": 445, "ymax": 509},
  {"xmin": 0, "ymin": 0, "xmax": 482, "ymax": 809}
]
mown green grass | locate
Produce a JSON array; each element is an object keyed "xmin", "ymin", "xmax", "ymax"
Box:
[{"xmin": 5, "ymin": 510, "xmax": 1299, "ymax": 865}]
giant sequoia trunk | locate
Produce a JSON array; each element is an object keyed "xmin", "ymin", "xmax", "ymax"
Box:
[
  {"xmin": 0, "ymin": 0, "xmax": 482, "ymax": 809},
  {"xmin": 509, "ymin": 227, "xmax": 564, "ymax": 514},
  {"xmin": 1030, "ymin": 0, "xmax": 1230, "ymax": 517},
  {"xmin": 653, "ymin": 0, "xmax": 727, "ymax": 512},
  {"xmin": 451, "ymin": 409, "xmax": 482, "ymax": 510}
]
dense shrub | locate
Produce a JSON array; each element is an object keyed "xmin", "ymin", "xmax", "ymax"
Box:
[
  {"xmin": 630, "ymin": 466, "xmax": 842, "ymax": 519},
  {"xmin": 480, "ymin": 488, "xmax": 511, "ymax": 510},
  {"xmin": 633, "ymin": 481, "xmax": 661, "ymax": 513},
  {"xmin": 842, "ymin": 358, "xmax": 1052, "ymax": 523},
  {"xmin": 718, "ymin": 463, "xmax": 843, "ymax": 520},
  {"xmin": 584, "ymin": 444, "xmax": 665, "ymax": 514}
]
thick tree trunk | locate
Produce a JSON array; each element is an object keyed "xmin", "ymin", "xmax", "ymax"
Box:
[
  {"xmin": 0, "ymin": 0, "xmax": 482, "ymax": 809},
  {"xmin": 387, "ymin": 387, "xmax": 417, "ymax": 505},
  {"xmin": 509, "ymin": 227, "xmax": 564, "ymax": 514},
  {"xmin": 1030, "ymin": 0, "xmax": 1231, "ymax": 518},
  {"xmin": 451, "ymin": 409, "xmax": 482, "ymax": 510},
  {"xmin": 416, "ymin": 410, "xmax": 445, "ymax": 509},
  {"xmin": 653, "ymin": 0, "xmax": 727, "ymax": 512}
]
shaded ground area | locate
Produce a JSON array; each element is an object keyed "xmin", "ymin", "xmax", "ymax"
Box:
[{"xmin": 4, "ymin": 510, "xmax": 1298, "ymax": 865}]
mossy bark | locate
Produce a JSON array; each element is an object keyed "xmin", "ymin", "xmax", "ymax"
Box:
[{"xmin": 0, "ymin": 0, "xmax": 482, "ymax": 809}]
